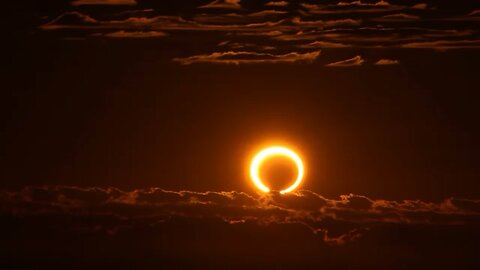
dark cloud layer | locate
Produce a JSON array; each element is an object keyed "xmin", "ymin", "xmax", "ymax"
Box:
[
  {"xmin": 1, "ymin": 186, "xmax": 479, "ymax": 268},
  {"xmin": 15, "ymin": 0, "xmax": 477, "ymax": 64},
  {"xmin": 3, "ymin": 186, "xmax": 480, "ymax": 227}
]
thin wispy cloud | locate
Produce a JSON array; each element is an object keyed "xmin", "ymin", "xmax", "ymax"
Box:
[
  {"xmin": 291, "ymin": 17, "xmax": 362, "ymax": 28},
  {"xmin": 375, "ymin": 59, "xmax": 399, "ymax": 65},
  {"xmin": 298, "ymin": 40, "xmax": 351, "ymax": 49},
  {"xmin": 218, "ymin": 41, "xmax": 276, "ymax": 51},
  {"xmin": 402, "ymin": 40, "xmax": 480, "ymax": 51},
  {"xmin": 101, "ymin": 30, "xmax": 167, "ymax": 38},
  {"xmin": 376, "ymin": 13, "xmax": 420, "ymax": 21},
  {"xmin": 192, "ymin": 10, "xmax": 287, "ymax": 24},
  {"xmin": 412, "ymin": 3, "xmax": 428, "ymax": 10},
  {"xmin": 326, "ymin": 55, "xmax": 365, "ymax": 67},
  {"xmin": 72, "ymin": 0, "xmax": 137, "ymax": 6},
  {"xmin": 301, "ymin": 1, "xmax": 403, "ymax": 15},
  {"xmin": 265, "ymin": 1, "xmax": 288, "ymax": 7},
  {"xmin": 467, "ymin": 10, "xmax": 480, "ymax": 16},
  {"xmin": 172, "ymin": 50, "xmax": 321, "ymax": 65},
  {"xmin": 199, "ymin": 0, "xmax": 242, "ymax": 10},
  {"xmin": 34, "ymin": 0, "xmax": 480, "ymax": 64},
  {"xmin": 336, "ymin": 0, "xmax": 391, "ymax": 7}
]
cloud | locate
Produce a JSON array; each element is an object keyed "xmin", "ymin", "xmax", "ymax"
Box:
[
  {"xmin": 36, "ymin": 3, "xmax": 480, "ymax": 62},
  {"xmin": 218, "ymin": 41, "xmax": 276, "ymax": 51},
  {"xmin": 2, "ymin": 185, "xmax": 480, "ymax": 268},
  {"xmin": 41, "ymin": 12, "xmax": 287, "ymax": 32},
  {"xmin": 443, "ymin": 10, "xmax": 480, "ymax": 22},
  {"xmin": 192, "ymin": 10, "xmax": 287, "ymax": 24},
  {"xmin": 412, "ymin": 3, "xmax": 428, "ymax": 9},
  {"xmin": 39, "ymin": 13, "xmax": 181, "ymax": 30},
  {"xmin": 248, "ymin": 10, "xmax": 288, "ymax": 17},
  {"xmin": 298, "ymin": 40, "xmax": 351, "ymax": 48},
  {"xmin": 446, "ymin": 198, "xmax": 480, "ymax": 213},
  {"xmin": 301, "ymin": 1, "xmax": 403, "ymax": 15},
  {"xmin": 101, "ymin": 30, "xmax": 167, "ymax": 38},
  {"xmin": 269, "ymin": 27, "xmax": 476, "ymax": 48},
  {"xmin": 375, "ymin": 58, "xmax": 399, "ymax": 65},
  {"xmin": 265, "ymin": 1, "xmax": 288, "ymax": 7},
  {"xmin": 199, "ymin": 0, "xmax": 242, "ymax": 9},
  {"xmin": 377, "ymin": 13, "xmax": 420, "ymax": 21},
  {"xmin": 468, "ymin": 10, "xmax": 480, "ymax": 16},
  {"xmin": 326, "ymin": 55, "xmax": 364, "ymax": 67},
  {"xmin": 336, "ymin": 0, "xmax": 391, "ymax": 7},
  {"xmin": 72, "ymin": 0, "xmax": 136, "ymax": 6},
  {"xmin": 172, "ymin": 50, "xmax": 321, "ymax": 65},
  {"xmin": 234, "ymin": 30, "xmax": 283, "ymax": 37},
  {"xmin": 291, "ymin": 17, "xmax": 362, "ymax": 28},
  {"xmin": 40, "ymin": 11, "xmax": 99, "ymax": 29},
  {"xmin": 2, "ymin": 187, "xmax": 479, "ymax": 268},
  {"xmin": 2, "ymin": 186, "xmax": 479, "ymax": 235},
  {"xmin": 401, "ymin": 40, "xmax": 480, "ymax": 51}
]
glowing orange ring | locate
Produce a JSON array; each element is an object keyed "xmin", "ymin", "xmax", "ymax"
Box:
[{"xmin": 249, "ymin": 146, "xmax": 304, "ymax": 194}]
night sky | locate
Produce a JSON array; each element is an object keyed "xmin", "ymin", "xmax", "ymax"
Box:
[{"xmin": 1, "ymin": 0, "xmax": 480, "ymax": 269}]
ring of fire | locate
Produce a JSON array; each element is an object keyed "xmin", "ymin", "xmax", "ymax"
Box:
[{"xmin": 249, "ymin": 146, "xmax": 304, "ymax": 194}]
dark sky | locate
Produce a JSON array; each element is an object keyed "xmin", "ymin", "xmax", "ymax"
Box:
[
  {"xmin": 3, "ymin": 46, "xmax": 480, "ymax": 200},
  {"xmin": 1, "ymin": 0, "xmax": 480, "ymax": 269}
]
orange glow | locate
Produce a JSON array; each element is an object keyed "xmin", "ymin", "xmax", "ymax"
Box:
[{"xmin": 249, "ymin": 146, "xmax": 304, "ymax": 194}]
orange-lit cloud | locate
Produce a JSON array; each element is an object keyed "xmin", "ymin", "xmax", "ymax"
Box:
[
  {"xmin": 35, "ymin": 0, "xmax": 480, "ymax": 65},
  {"xmin": 301, "ymin": 1, "xmax": 403, "ymax": 15},
  {"xmin": 2, "ymin": 186, "xmax": 479, "ymax": 245},
  {"xmin": 468, "ymin": 10, "xmax": 480, "ymax": 16},
  {"xmin": 41, "ymin": 12, "xmax": 285, "ymax": 32},
  {"xmin": 291, "ymin": 17, "xmax": 362, "ymax": 28},
  {"xmin": 192, "ymin": 10, "xmax": 287, "ymax": 24},
  {"xmin": 265, "ymin": 1, "xmax": 288, "ymax": 7},
  {"xmin": 376, "ymin": 13, "xmax": 420, "ymax": 21},
  {"xmin": 172, "ymin": 50, "xmax": 320, "ymax": 65},
  {"xmin": 326, "ymin": 55, "xmax": 364, "ymax": 67},
  {"xmin": 218, "ymin": 41, "xmax": 276, "ymax": 51},
  {"xmin": 375, "ymin": 59, "xmax": 399, "ymax": 65},
  {"xmin": 102, "ymin": 30, "xmax": 167, "ymax": 38},
  {"xmin": 72, "ymin": 0, "xmax": 136, "ymax": 6},
  {"xmin": 199, "ymin": 0, "xmax": 242, "ymax": 10},
  {"xmin": 401, "ymin": 40, "xmax": 480, "ymax": 50},
  {"xmin": 412, "ymin": 3, "xmax": 428, "ymax": 9},
  {"xmin": 336, "ymin": 0, "xmax": 391, "ymax": 7},
  {"xmin": 2, "ymin": 186, "xmax": 479, "ymax": 267},
  {"xmin": 298, "ymin": 40, "xmax": 351, "ymax": 49}
]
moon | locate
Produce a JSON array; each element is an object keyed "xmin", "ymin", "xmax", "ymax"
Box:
[{"xmin": 249, "ymin": 146, "xmax": 305, "ymax": 194}]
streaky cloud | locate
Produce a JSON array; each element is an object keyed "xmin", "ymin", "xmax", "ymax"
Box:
[
  {"xmin": 72, "ymin": 0, "xmax": 136, "ymax": 6},
  {"xmin": 199, "ymin": 0, "xmax": 242, "ymax": 10},
  {"xmin": 172, "ymin": 50, "xmax": 321, "ymax": 65},
  {"xmin": 376, "ymin": 13, "xmax": 420, "ymax": 21},
  {"xmin": 101, "ymin": 30, "xmax": 167, "ymax": 38},
  {"xmin": 265, "ymin": 1, "xmax": 288, "ymax": 7},
  {"xmin": 298, "ymin": 40, "xmax": 351, "ymax": 48},
  {"xmin": 375, "ymin": 58, "xmax": 399, "ymax": 65},
  {"xmin": 326, "ymin": 55, "xmax": 364, "ymax": 67},
  {"xmin": 401, "ymin": 39, "xmax": 480, "ymax": 50}
]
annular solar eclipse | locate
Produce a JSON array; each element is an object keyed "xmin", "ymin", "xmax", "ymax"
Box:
[{"xmin": 249, "ymin": 146, "xmax": 305, "ymax": 194}]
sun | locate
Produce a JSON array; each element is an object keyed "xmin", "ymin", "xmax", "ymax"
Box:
[{"xmin": 249, "ymin": 146, "xmax": 305, "ymax": 194}]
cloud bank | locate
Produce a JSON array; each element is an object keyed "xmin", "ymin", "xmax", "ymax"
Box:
[
  {"xmin": 1, "ymin": 186, "xmax": 479, "ymax": 268},
  {"xmin": 30, "ymin": 0, "xmax": 480, "ymax": 65},
  {"xmin": 2, "ymin": 186, "xmax": 479, "ymax": 238}
]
